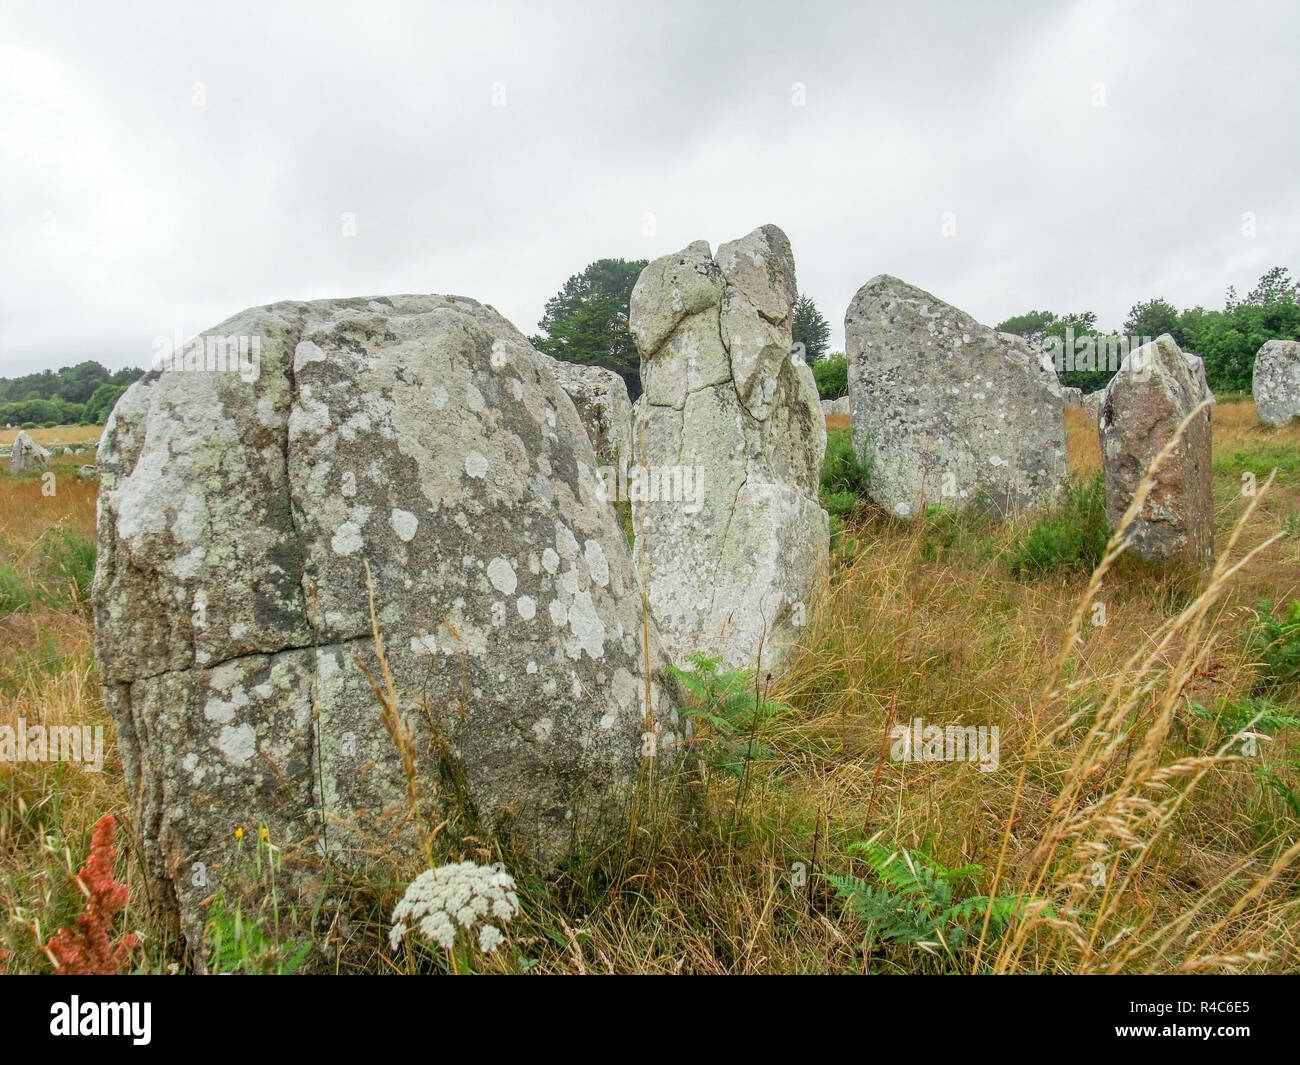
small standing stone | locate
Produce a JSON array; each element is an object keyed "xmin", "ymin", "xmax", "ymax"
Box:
[
  {"xmin": 1100, "ymin": 334, "xmax": 1213, "ymax": 568},
  {"xmin": 8, "ymin": 430, "xmax": 50, "ymax": 475}
]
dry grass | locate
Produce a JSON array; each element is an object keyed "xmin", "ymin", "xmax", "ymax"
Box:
[
  {"xmin": 0, "ymin": 424, "xmax": 102, "ymax": 450},
  {"xmin": 2, "ymin": 402, "xmax": 1298, "ymax": 974}
]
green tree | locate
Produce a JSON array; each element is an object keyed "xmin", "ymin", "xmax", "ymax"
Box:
[
  {"xmin": 532, "ymin": 258, "xmax": 647, "ymax": 398},
  {"xmin": 792, "ymin": 293, "xmax": 831, "ymax": 362},
  {"xmin": 994, "ymin": 310, "xmax": 1058, "ymax": 342},
  {"xmin": 1123, "ymin": 298, "xmax": 1181, "ymax": 344},
  {"xmin": 1244, "ymin": 266, "xmax": 1300, "ymax": 308},
  {"xmin": 1000, "ymin": 309, "xmax": 1109, "ymax": 391},
  {"xmin": 84, "ymin": 383, "xmax": 128, "ymax": 424},
  {"xmin": 812, "ymin": 353, "xmax": 847, "ymax": 399}
]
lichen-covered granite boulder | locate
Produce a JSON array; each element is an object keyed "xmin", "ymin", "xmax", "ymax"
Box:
[
  {"xmin": 845, "ymin": 275, "xmax": 1067, "ymax": 520},
  {"xmin": 1253, "ymin": 339, "xmax": 1300, "ymax": 426},
  {"xmin": 629, "ymin": 226, "xmax": 828, "ymax": 676},
  {"xmin": 93, "ymin": 294, "xmax": 686, "ymax": 953}
]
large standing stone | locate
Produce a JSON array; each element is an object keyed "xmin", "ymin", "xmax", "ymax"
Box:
[
  {"xmin": 538, "ymin": 355, "xmax": 633, "ymax": 468},
  {"xmin": 93, "ymin": 294, "xmax": 686, "ymax": 953},
  {"xmin": 1100, "ymin": 334, "xmax": 1213, "ymax": 568},
  {"xmin": 1062, "ymin": 387, "xmax": 1083, "ymax": 408},
  {"xmin": 820, "ymin": 397, "xmax": 849, "ymax": 416},
  {"xmin": 629, "ymin": 226, "xmax": 828, "ymax": 675},
  {"xmin": 845, "ymin": 275, "xmax": 1067, "ymax": 520},
  {"xmin": 1253, "ymin": 339, "xmax": 1300, "ymax": 426},
  {"xmin": 8, "ymin": 430, "xmax": 50, "ymax": 475}
]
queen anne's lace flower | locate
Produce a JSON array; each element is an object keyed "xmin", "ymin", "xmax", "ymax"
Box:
[{"xmin": 390, "ymin": 861, "xmax": 520, "ymax": 954}]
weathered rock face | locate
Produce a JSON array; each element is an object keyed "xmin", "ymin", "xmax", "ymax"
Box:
[
  {"xmin": 820, "ymin": 397, "xmax": 849, "ymax": 416},
  {"xmin": 1083, "ymin": 390, "xmax": 1104, "ymax": 427},
  {"xmin": 845, "ymin": 276, "xmax": 1067, "ymax": 520},
  {"xmin": 1062, "ymin": 387, "xmax": 1083, "ymax": 408},
  {"xmin": 1182, "ymin": 352, "xmax": 1216, "ymax": 406},
  {"xmin": 539, "ymin": 355, "xmax": 633, "ymax": 468},
  {"xmin": 1253, "ymin": 339, "xmax": 1300, "ymax": 426},
  {"xmin": 93, "ymin": 294, "xmax": 686, "ymax": 951},
  {"xmin": 8, "ymin": 430, "xmax": 50, "ymax": 475},
  {"xmin": 1100, "ymin": 334, "xmax": 1213, "ymax": 568},
  {"xmin": 629, "ymin": 226, "xmax": 828, "ymax": 675}
]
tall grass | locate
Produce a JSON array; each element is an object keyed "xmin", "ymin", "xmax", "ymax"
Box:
[{"xmin": 2, "ymin": 402, "xmax": 1299, "ymax": 973}]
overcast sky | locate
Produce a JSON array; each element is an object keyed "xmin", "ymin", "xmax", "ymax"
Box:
[{"xmin": 1, "ymin": 0, "xmax": 1297, "ymax": 376}]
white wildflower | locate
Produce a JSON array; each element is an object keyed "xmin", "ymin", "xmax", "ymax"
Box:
[{"xmin": 389, "ymin": 860, "xmax": 521, "ymax": 954}]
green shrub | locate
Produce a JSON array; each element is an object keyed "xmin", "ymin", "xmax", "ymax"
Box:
[
  {"xmin": 1008, "ymin": 473, "xmax": 1108, "ymax": 577},
  {"xmin": 45, "ymin": 528, "xmax": 96, "ymax": 607},
  {"xmin": 667, "ymin": 652, "xmax": 788, "ymax": 779},
  {"xmin": 812, "ymin": 353, "xmax": 847, "ymax": 400},
  {"xmin": 920, "ymin": 504, "xmax": 999, "ymax": 564},
  {"xmin": 819, "ymin": 428, "xmax": 871, "ymax": 530},
  {"xmin": 1249, "ymin": 599, "xmax": 1300, "ymax": 691},
  {"xmin": 0, "ymin": 564, "xmax": 35, "ymax": 617},
  {"xmin": 825, "ymin": 840, "xmax": 1037, "ymax": 964}
]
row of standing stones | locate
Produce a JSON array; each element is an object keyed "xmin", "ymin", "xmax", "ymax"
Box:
[{"xmin": 86, "ymin": 227, "xmax": 1299, "ymax": 957}]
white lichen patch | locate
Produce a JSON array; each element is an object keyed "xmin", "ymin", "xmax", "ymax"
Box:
[
  {"xmin": 465, "ymin": 450, "xmax": 489, "ymax": 479},
  {"xmin": 217, "ymin": 723, "xmax": 257, "ymax": 767},
  {"xmin": 583, "ymin": 539, "xmax": 609, "ymax": 587},
  {"xmin": 487, "ymin": 557, "xmax": 518, "ymax": 595},
  {"xmin": 390, "ymin": 508, "xmax": 419, "ymax": 542},
  {"xmin": 332, "ymin": 521, "xmax": 365, "ymax": 556}
]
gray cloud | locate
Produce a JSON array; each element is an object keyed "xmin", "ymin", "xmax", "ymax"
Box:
[{"xmin": 2, "ymin": 0, "xmax": 1297, "ymax": 375}]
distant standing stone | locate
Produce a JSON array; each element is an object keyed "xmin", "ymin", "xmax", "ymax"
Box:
[
  {"xmin": 1181, "ymin": 351, "xmax": 1216, "ymax": 406},
  {"xmin": 1100, "ymin": 334, "xmax": 1213, "ymax": 568},
  {"xmin": 538, "ymin": 355, "xmax": 634, "ymax": 469},
  {"xmin": 845, "ymin": 275, "xmax": 1066, "ymax": 520},
  {"xmin": 8, "ymin": 430, "xmax": 50, "ymax": 475},
  {"xmin": 1253, "ymin": 339, "xmax": 1300, "ymax": 426}
]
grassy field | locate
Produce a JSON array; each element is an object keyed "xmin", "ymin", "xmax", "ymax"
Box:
[
  {"xmin": 0, "ymin": 425, "xmax": 102, "ymax": 450},
  {"xmin": 2, "ymin": 405, "xmax": 1299, "ymax": 974}
]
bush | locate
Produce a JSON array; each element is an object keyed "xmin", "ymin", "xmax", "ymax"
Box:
[
  {"xmin": 1249, "ymin": 600, "xmax": 1300, "ymax": 691},
  {"xmin": 1008, "ymin": 473, "xmax": 1108, "ymax": 577},
  {"xmin": 812, "ymin": 353, "xmax": 847, "ymax": 399},
  {"xmin": 819, "ymin": 428, "xmax": 871, "ymax": 531},
  {"xmin": 45, "ymin": 528, "xmax": 96, "ymax": 607}
]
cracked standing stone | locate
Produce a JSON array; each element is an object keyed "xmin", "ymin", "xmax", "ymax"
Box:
[
  {"xmin": 93, "ymin": 293, "xmax": 687, "ymax": 955},
  {"xmin": 628, "ymin": 225, "xmax": 829, "ymax": 676}
]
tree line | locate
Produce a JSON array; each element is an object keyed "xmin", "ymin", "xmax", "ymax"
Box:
[
  {"xmin": 531, "ymin": 260, "xmax": 1299, "ymax": 401},
  {"xmin": 996, "ymin": 266, "xmax": 1300, "ymax": 394},
  {"xmin": 0, "ymin": 360, "xmax": 144, "ymax": 427},
  {"xmin": 7, "ymin": 264, "xmax": 1294, "ymax": 427}
]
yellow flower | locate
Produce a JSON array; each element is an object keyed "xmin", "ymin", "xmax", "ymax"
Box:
[
  {"xmin": 259, "ymin": 827, "xmax": 269, "ymax": 841},
  {"xmin": 234, "ymin": 827, "xmax": 244, "ymax": 840}
]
